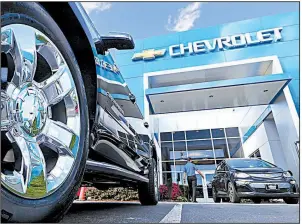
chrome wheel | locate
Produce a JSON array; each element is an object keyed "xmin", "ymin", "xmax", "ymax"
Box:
[{"xmin": 1, "ymin": 24, "xmax": 81, "ymax": 199}]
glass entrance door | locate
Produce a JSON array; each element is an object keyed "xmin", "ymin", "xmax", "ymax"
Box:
[{"xmin": 196, "ymin": 171, "xmax": 215, "ymax": 203}]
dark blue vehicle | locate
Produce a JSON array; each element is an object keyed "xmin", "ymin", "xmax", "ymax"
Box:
[
  {"xmin": 1, "ymin": 2, "xmax": 158, "ymax": 222},
  {"xmin": 212, "ymin": 158, "xmax": 299, "ymax": 204}
]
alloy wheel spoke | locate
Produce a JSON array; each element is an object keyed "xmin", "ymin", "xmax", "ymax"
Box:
[
  {"xmin": 41, "ymin": 119, "xmax": 79, "ymax": 158},
  {"xmin": 1, "ymin": 91, "xmax": 10, "ymax": 131},
  {"xmin": 35, "ymin": 33, "xmax": 64, "ymax": 71},
  {"xmin": 2, "ymin": 131, "xmax": 47, "ymax": 197},
  {"xmin": 38, "ymin": 65, "xmax": 75, "ymax": 106},
  {"xmin": 39, "ymin": 119, "xmax": 78, "ymax": 193},
  {"xmin": 1, "ymin": 28, "xmax": 37, "ymax": 87}
]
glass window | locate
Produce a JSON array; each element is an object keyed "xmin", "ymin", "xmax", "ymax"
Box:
[
  {"xmin": 206, "ymin": 174, "xmax": 214, "ymax": 198},
  {"xmin": 186, "ymin": 129, "xmax": 211, "ymax": 140},
  {"xmin": 195, "ymin": 160, "xmax": 216, "ymax": 170},
  {"xmin": 211, "ymin": 128, "xmax": 225, "ymax": 138},
  {"xmin": 161, "ymin": 142, "xmax": 173, "ymax": 161},
  {"xmin": 214, "ymin": 149, "xmax": 225, "ymax": 158},
  {"xmin": 162, "ymin": 172, "xmax": 172, "ymax": 185},
  {"xmin": 172, "ymin": 172, "xmax": 184, "ymax": 184},
  {"xmin": 175, "ymin": 164, "xmax": 186, "ymax": 172},
  {"xmin": 174, "ymin": 151, "xmax": 187, "ymax": 160},
  {"xmin": 196, "ymin": 164, "xmax": 216, "ymax": 170},
  {"xmin": 205, "ymin": 174, "xmax": 214, "ymax": 185},
  {"xmin": 160, "ymin": 132, "xmax": 172, "ymax": 141},
  {"xmin": 213, "ymin": 139, "xmax": 229, "ymax": 158},
  {"xmin": 173, "ymin": 141, "xmax": 186, "ymax": 151},
  {"xmin": 227, "ymin": 159, "xmax": 276, "ymax": 168},
  {"xmin": 196, "ymin": 174, "xmax": 203, "ymax": 186},
  {"xmin": 196, "ymin": 175, "xmax": 204, "ymax": 198},
  {"xmin": 162, "ymin": 162, "xmax": 175, "ymax": 172},
  {"xmin": 228, "ymin": 138, "xmax": 242, "ymax": 157},
  {"xmin": 225, "ymin": 127, "xmax": 240, "ymax": 137},
  {"xmin": 173, "ymin": 131, "xmax": 185, "ymax": 141},
  {"xmin": 187, "ymin": 140, "xmax": 212, "ymax": 151},
  {"xmin": 170, "ymin": 151, "xmax": 175, "ymax": 160},
  {"xmin": 188, "ymin": 150, "xmax": 214, "ymax": 159}
]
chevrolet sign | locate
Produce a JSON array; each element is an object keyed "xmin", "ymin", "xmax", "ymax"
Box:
[
  {"xmin": 132, "ymin": 49, "xmax": 166, "ymax": 61},
  {"xmin": 131, "ymin": 27, "xmax": 283, "ymax": 61}
]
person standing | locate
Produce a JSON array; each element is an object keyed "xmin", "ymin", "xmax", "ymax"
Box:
[{"xmin": 183, "ymin": 157, "xmax": 205, "ymax": 202}]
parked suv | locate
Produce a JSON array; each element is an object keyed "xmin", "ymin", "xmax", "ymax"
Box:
[
  {"xmin": 1, "ymin": 2, "xmax": 158, "ymax": 222},
  {"xmin": 212, "ymin": 158, "xmax": 299, "ymax": 204}
]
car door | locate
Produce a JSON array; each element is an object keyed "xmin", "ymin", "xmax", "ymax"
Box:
[
  {"xmin": 96, "ymin": 53, "xmax": 149, "ymax": 159},
  {"xmin": 221, "ymin": 163, "xmax": 230, "ymax": 194},
  {"xmin": 217, "ymin": 162, "xmax": 228, "ymax": 195},
  {"xmin": 213, "ymin": 163, "xmax": 222, "ymax": 192}
]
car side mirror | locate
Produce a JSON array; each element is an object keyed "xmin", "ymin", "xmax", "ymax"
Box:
[
  {"xmin": 144, "ymin": 122, "xmax": 149, "ymax": 128},
  {"xmin": 95, "ymin": 32, "xmax": 135, "ymax": 53},
  {"xmin": 129, "ymin": 94, "xmax": 136, "ymax": 103},
  {"xmin": 287, "ymin": 170, "xmax": 293, "ymax": 176}
]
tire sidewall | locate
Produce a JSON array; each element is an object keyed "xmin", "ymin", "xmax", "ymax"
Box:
[
  {"xmin": 1, "ymin": 2, "xmax": 89, "ymax": 222},
  {"xmin": 228, "ymin": 182, "xmax": 234, "ymax": 202},
  {"xmin": 150, "ymin": 158, "xmax": 159, "ymax": 203}
]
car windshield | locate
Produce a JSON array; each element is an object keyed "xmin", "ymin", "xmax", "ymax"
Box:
[{"xmin": 227, "ymin": 159, "xmax": 276, "ymax": 168}]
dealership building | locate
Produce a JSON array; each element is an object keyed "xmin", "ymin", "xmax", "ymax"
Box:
[{"xmin": 113, "ymin": 11, "xmax": 299, "ymax": 201}]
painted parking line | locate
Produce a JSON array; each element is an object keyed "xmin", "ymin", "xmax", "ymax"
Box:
[
  {"xmin": 159, "ymin": 201, "xmax": 298, "ymax": 206},
  {"xmin": 160, "ymin": 203, "xmax": 183, "ymax": 223}
]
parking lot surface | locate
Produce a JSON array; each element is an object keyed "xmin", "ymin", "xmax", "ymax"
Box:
[{"xmin": 61, "ymin": 201, "xmax": 299, "ymax": 223}]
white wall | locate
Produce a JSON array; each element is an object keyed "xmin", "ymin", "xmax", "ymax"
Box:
[
  {"xmin": 151, "ymin": 106, "xmax": 263, "ymax": 134},
  {"xmin": 263, "ymin": 120, "xmax": 288, "ymax": 170},
  {"xmin": 241, "ymin": 120, "xmax": 288, "ymax": 169},
  {"xmin": 271, "ymin": 92, "xmax": 299, "ymax": 182},
  {"xmin": 241, "ymin": 122, "xmax": 275, "ymax": 162},
  {"xmin": 238, "ymin": 105, "xmax": 268, "ymax": 135}
]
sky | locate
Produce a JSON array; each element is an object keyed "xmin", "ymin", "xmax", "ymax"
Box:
[{"xmin": 82, "ymin": 2, "xmax": 299, "ymax": 40}]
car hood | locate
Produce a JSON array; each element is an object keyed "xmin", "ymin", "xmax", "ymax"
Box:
[{"xmin": 233, "ymin": 167, "xmax": 283, "ymax": 173}]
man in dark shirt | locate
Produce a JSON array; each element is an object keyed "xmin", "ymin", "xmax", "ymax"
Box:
[{"xmin": 183, "ymin": 157, "xmax": 205, "ymax": 202}]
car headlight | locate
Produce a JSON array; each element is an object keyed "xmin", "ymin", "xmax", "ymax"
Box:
[
  {"xmin": 235, "ymin": 172, "xmax": 250, "ymax": 178},
  {"xmin": 283, "ymin": 171, "xmax": 292, "ymax": 178}
]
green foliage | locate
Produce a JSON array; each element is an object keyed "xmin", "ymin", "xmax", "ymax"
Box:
[
  {"xmin": 175, "ymin": 196, "xmax": 188, "ymax": 202},
  {"xmin": 85, "ymin": 187, "xmax": 138, "ymax": 201}
]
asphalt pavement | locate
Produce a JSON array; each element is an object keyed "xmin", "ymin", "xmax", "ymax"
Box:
[{"xmin": 61, "ymin": 201, "xmax": 299, "ymax": 223}]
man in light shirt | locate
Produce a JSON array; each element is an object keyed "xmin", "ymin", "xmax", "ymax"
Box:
[{"xmin": 183, "ymin": 157, "xmax": 205, "ymax": 203}]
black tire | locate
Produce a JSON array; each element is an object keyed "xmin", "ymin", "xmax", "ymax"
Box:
[
  {"xmin": 212, "ymin": 186, "xmax": 221, "ymax": 203},
  {"xmin": 283, "ymin": 198, "xmax": 299, "ymax": 204},
  {"xmin": 1, "ymin": 2, "xmax": 89, "ymax": 222},
  {"xmin": 138, "ymin": 158, "xmax": 158, "ymax": 205},
  {"xmin": 252, "ymin": 198, "xmax": 262, "ymax": 204},
  {"xmin": 228, "ymin": 182, "xmax": 240, "ymax": 203}
]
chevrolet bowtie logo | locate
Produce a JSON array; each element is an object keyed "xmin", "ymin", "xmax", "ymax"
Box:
[{"xmin": 132, "ymin": 49, "xmax": 166, "ymax": 61}]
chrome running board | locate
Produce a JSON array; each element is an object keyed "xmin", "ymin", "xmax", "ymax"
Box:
[{"xmin": 85, "ymin": 160, "xmax": 149, "ymax": 183}]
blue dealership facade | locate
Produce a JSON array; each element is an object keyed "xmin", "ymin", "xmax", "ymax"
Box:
[{"xmin": 113, "ymin": 11, "xmax": 299, "ymax": 201}]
